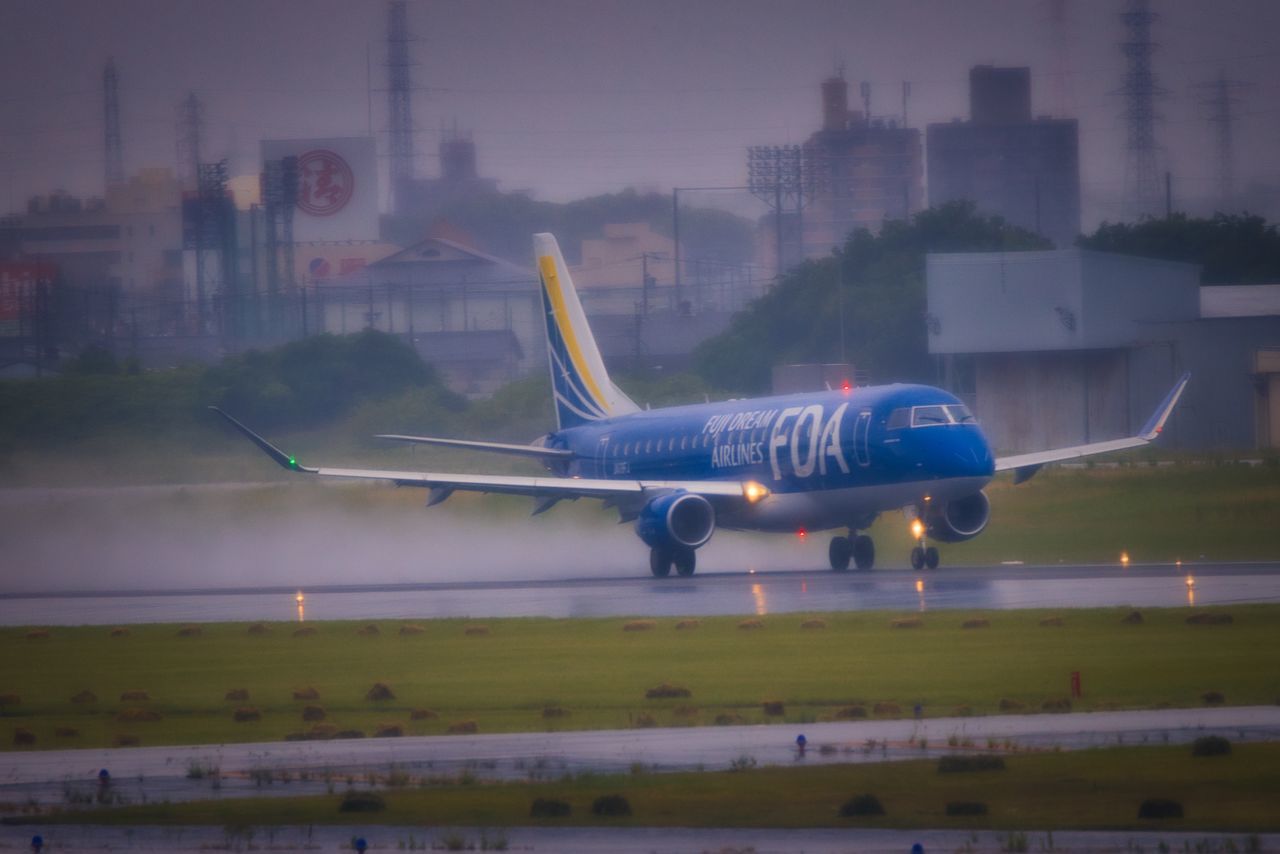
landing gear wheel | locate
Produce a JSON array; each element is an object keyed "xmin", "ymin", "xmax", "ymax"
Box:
[
  {"xmin": 828, "ymin": 536, "xmax": 852, "ymax": 572},
  {"xmin": 649, "ymin": 548, "xmax": 672, "ymax": 578},
  {"xmin": 852, "ymin": 534, "xmax": 875, "ymax": 571},
  {"xmin": 910, "ymin": 546, "xmax": 925, "ymax": 571},
  {"xmin": 924, "ymin": 546, "xmax": 940, "ymax": 570},
  {"xmin": 674, "ymin": 548, "xmax": 697, "ymax": 577}
]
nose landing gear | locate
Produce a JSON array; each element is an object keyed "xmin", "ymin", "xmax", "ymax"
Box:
[{"xmin": 908, "ymin": 514, "xmax": 940, "ymax": 570}]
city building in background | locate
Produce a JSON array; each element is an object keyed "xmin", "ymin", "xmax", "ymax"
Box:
[
  {"xmin": 927, "ymin": 66, "xmax": 1082, "ymax": 248},
  {"xmin": 800, "ymin": 71, "xmax": 923, "ymax": 257},
  {"xmin": 396, "ymin": 129, "xmax": 501, "ymax": 218}
]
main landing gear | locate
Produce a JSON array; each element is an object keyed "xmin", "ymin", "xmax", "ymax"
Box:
[
  {"xmin": 650, "ymin": 547, "xmax": 696, "ymax": 578},
  {"xmin": 829, "ymin": 532, "xmax": 875, "ymax": 572}
]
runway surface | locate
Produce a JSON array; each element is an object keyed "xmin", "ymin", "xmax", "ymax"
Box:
[{"xmin": 2, "ymin": 560, "xmax": 1278, "ymax": 625}]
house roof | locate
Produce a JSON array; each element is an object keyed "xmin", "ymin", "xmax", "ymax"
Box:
[{"xmin": 373, "ymin": 236, "xmax": 534, "ymax": 279}]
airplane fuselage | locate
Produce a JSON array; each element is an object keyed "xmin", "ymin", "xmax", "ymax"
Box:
[{"xmin": 550, "ymin": 383, "xmax": 995, "ymax": 533}]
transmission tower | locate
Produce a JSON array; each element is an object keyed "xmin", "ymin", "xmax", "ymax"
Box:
[
  {"xmin": 1195, "ymin": 73, "xmax": 1250, "ymax": 211},
  {"xmin": 387, "ymin": 0, "xmax": 415, "ymax": 211},
  {"xmin": 103, "ymin": 58, "xmax": 124, "ymax": 188},
  {"xmin": 176, "ymin": 92, "xmax": 203, "ymax": 191},
  {"xmin": 1117, "ymin": 0, "xmax": 1166, "ymax": 218}
]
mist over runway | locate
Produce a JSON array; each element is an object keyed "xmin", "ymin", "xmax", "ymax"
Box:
[
  {"xmin": 3, "ymin": 484, "xmax": 1278, "ymax": 625},
  {"xmin": 3, "ymin": 562, "xmax": 1279, "ymax": 627}
]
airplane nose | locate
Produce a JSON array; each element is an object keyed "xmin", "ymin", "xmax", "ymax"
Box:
[{"xmin": 930, "ymin": 428, "xmax": 994, "ymax": 479}]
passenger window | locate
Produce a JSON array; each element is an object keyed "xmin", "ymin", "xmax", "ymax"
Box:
[
  {"xmin": 681, "ymin": 436, "xmax": 687, "ymax": 450},
  {"xmin": 886, "ymin": 408, "xmax": 910, "ymax": 430},
  {"xmin": 911, "ymin": 405, "xmax": 951, "ymax": 427},
  {"xmin": 646, "ymin": 440, "xmax": 653, "ymax": 453}
]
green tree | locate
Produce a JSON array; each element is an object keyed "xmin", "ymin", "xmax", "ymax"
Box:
[
  {"xmin": 1077, "ymin": 213, "xmax": 1280, "ymax": 284},
  {"xmin": 694, "ymin": 202, "xmax": 1050, "ymax": 393},
  {"xmin": 199, "ymin": 329, "xmax": 462, "ymax": 429}
]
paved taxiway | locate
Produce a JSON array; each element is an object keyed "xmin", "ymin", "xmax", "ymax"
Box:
[
  {"xmin": 5, "ymin": 706, "xmax": 1279, "ymax": 804},
  {"xmin": 3, "ymin": 560, "xmax": 1278, "ymax": 625},
  {"xmin": 4, "ymin": 707, "xmax": 1279, "ymax": 852}
]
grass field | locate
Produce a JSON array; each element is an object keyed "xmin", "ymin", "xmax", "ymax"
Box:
[
  {"xmin": 39, "ymin": 742, "xmax": 1280, "ymax": 832},
  {"xmin": 3, "ymin": 605, "xmax": 1277, "ymax": 752}
]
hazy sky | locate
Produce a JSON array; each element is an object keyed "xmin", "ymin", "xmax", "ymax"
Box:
[{"xmin": 2, "ymin": 0, "xmax": 1278, "ymax": 227}]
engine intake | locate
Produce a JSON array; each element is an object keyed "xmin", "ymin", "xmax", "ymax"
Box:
[
  {"xmin": 635, "ymin": 491, "xmax": 716, "ymax": 551},
  {"xmin": 925, "ymin": 491, "xmax": 990, "ymax": 543}
]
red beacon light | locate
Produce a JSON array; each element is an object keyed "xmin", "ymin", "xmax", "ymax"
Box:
[
  {"xmin": 841, "ymin": 379, "xmax": 852, "ymax": 394},
  {"xmin": 797, "ymin": 527, "xmax": 807, "ymax": 541}
]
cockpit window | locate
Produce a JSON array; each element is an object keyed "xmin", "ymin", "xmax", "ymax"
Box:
[
  {"xmin": 911, "ymin": 405, "xmax": 951, "ymax": 427},
  {"xmin": 946, "ymin": 404, "xmax": 977, "ymax": 424},
  {"xmin": 886, "ymin": 408, "xmax": 910, "ymax": 430}
]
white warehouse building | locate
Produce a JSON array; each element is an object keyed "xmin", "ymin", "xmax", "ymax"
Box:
[{"xmin": 926, "ymin": 249, "xmax": 1280, "ymax": 452}]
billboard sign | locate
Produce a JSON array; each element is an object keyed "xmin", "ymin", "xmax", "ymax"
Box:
[{"xmin": 261, "ymin": 137, "xmax": 377, "ymax": 243}]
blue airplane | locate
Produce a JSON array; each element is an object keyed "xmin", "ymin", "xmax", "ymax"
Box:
[{"xmin": 213, "ymin": 233, "xmax": 1190, "ymax": 576}]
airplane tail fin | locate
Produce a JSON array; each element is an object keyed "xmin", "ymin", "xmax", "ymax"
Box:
[{"xmin": 534, "ymin": 233, "xmax": 639, "ymax": 429}]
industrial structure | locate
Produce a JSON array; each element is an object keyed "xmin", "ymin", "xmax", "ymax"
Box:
[
  {"xmin": 927, "ymin": 249, "xmax": 1280, "ymax": 451},
  {"xmin": 927, "ymin": 66, "xmax": 1081, "ymax": 248}
]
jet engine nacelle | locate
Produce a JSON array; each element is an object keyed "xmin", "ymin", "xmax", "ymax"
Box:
[
  {"xmin": 635, "ymin": 491, "xmax": 716, "ymax": 551},
  {"xmin": 925, "ymin": 491, "xmax": 990, "ymax": 543}
]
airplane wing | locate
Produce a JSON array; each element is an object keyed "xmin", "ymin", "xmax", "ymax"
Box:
[
  {"xmin": 375, "ymin": 433, "xmax": 575, "ymax": 460},
  {"xmin": 994, "ymin": 372, "xmax": 1190, "ymax": 484},
  {"xmin": 210, "ymin": 407, "xmax": 761, "ymax": 506}
]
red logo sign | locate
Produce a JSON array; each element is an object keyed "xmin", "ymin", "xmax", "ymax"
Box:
[{"xmin": 296, "ymin": 149, "xmax": 354, "ymax": 216}]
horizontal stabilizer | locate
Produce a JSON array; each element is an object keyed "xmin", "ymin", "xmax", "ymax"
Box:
[{"xmin": 376, "ymin": 434, "xmax": 574, "ymax": 460}]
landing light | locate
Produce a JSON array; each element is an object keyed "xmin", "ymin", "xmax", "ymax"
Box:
[
  {"xmin": 910, "ymin": 519, "xmax": 925, "ymax": 540},
  {"xmin": 1185, "ymin": 576, "xmax": 1195, "ymax": 588},
  {"xmin": 915, "ymin": 579, "xmax": 924, "ymax": 594},
  {"xmin": 743, "ymin": 481, "xmax": 770, "ymax": 503},
  {"xmin": 295, "ymin": 590, "xmax": 305, "ymax": 604}
]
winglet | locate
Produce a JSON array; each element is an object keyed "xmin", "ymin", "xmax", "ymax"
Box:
[
  {"xmin": 1138, "ymin": 372, "xmax": 1190, "ymax": 441},
  {"xmin": 208, "ymin": 406, "xmax": 317, "ymax": 473}
]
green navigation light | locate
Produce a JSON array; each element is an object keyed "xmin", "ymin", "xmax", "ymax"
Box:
[{"xmin": 289, "ymin": 456, "xmax": 297, "ymax": 468}]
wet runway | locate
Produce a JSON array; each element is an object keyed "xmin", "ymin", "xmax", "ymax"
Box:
[{"xmin": 2, "ymin": 561, "xmax": 1278, "ymax": 626}]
